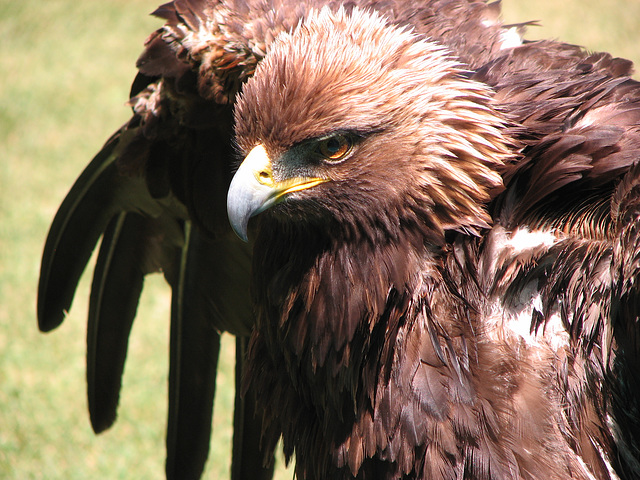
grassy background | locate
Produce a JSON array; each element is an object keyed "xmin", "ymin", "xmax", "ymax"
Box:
[{"xmin": 1, "ymin": 1, "xmax": 638, "ymax": 478}]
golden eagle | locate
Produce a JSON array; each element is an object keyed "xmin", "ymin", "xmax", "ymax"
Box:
[{"xmin": 38, "ymin": 0, "xmax": 640, "ymax": 479}]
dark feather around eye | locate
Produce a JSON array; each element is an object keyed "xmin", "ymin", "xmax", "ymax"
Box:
[{"xmin": 317, "ymin": 134, "xmax": 353, "ymax": 161}]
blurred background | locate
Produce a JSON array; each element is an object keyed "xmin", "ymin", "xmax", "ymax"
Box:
[{"xmin": 1, "ymin": 0, "xmax": 638, "ymax": 478}]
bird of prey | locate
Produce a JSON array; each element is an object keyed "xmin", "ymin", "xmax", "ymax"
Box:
[{"xmin": 38, "ymin": 1, "xmax": 640, "ymax": 479}]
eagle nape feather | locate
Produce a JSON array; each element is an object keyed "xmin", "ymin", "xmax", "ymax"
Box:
[{"xmin": 39, "ymin": 1, "xmax": 640, "ymax": 479}]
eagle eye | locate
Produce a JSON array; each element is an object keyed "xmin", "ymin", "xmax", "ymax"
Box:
[{"xmin": 317, "ymin": 134, "xmax": 352, "ymax": 162}]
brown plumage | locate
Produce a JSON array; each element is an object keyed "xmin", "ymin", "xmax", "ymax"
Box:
[{"xmin": 38, "ymin": 1, "xmax": 640, "ymax": 479}]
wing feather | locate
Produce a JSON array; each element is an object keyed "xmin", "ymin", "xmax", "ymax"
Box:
[
  {"xmin": 166, "ymin": 222, "xmax": 220, "ymax": 480},
  {"xmin": 87, "ymin": 213, "xmax": 145, "ymax": 433}
]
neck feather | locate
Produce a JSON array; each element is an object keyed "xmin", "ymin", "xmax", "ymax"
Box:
[{"xmin": 252, "ymin": 222, "xmax": 439, "ymax": 370}]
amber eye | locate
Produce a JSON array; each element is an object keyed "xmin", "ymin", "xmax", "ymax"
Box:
[{"xmin": 317, "ymin": 134, "xmax": 352, "ymax": 162}]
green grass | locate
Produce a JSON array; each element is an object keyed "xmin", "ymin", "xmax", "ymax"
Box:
[{"xmin": 0, "ymin": 1, "xmax": 638, "ymax": 478}]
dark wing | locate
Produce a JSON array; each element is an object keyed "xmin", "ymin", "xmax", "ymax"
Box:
[
  {"xmin": 609, "ymin": 162, "xmax": 640, "ymax": 477},
  {"xmin": 37, "ymin": 1, "xmax": 273, "ymax": 478},
  {"xmin": 474, "ymin": 37, "xmax": 640, "ymax": 478}
]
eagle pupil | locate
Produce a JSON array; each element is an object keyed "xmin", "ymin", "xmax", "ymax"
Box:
[{"xmin": 327, "ymin": 138, "xmax": 341, "ymax": 154}]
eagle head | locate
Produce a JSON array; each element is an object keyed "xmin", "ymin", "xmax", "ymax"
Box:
[{"xmin": 227, "ymin": 7, "xmax": 514, "ymax": 244}]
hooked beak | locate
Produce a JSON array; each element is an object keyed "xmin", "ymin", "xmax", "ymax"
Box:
[{"xmin": 226, "ymin": 144, "xmax": 326, "ymax": 241}]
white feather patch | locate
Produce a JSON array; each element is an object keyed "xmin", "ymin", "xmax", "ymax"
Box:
[
  {"xmin": 506, "ymin": 227, "xmax": 557, "ymax": 254},
  {"xmin": 485, "ymin": 295, "xmax": 569, "ymax": 352},
  {"xmin": 485, "ymin": 227, "xmax": 568, "ymax": 351},
  {"xmin": 499, "ymin": 26, "xmax": 523, "ymax": 49}
]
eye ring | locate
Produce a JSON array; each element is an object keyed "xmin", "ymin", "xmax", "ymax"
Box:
[{"xmin": 317, "ymin": 134, "xmax": 352, "ymax": 162}]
